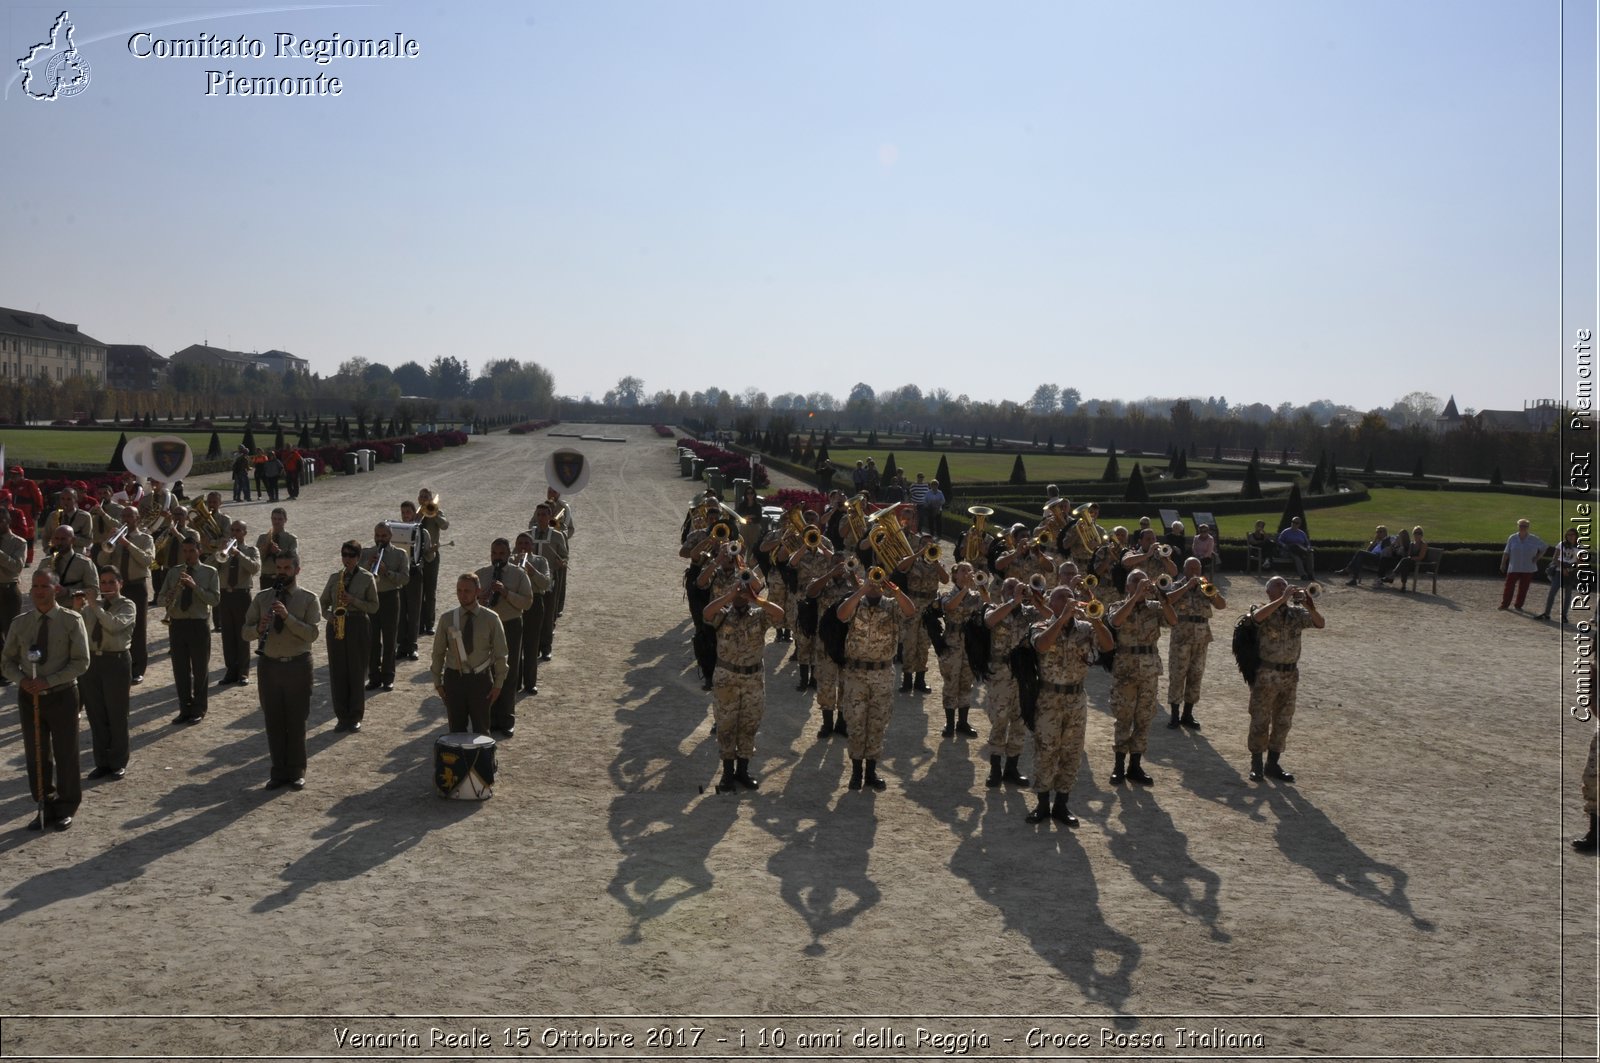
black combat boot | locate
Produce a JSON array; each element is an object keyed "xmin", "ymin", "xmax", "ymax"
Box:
[
  {"xmin": 807, "ymin": 669, "xmax": 818, "ymax": 689},
  {"xmin": 1249, "ymin": 752, "xmax": 1264, "ymax": 781},
  {"xmin": 818, "ymin": 710, "xmax": 834, "ymax": 741},
  {"xmin": 733, "ymin": 757, "xmax": 760, "ymax": 790},
  {"xmin": 715, "ymin": 759, "xmax": 737, "ymax": 794},
  {"xmin": 864, "ymin": 759, "xmax": 887, "ymax": 792},
  {"xmin": 1051, "ymin": 792, "xmax": 1078, "ymax": 826},
  {"xmin": 1167, "ymin": 702, "xmax": 1181, "ymax": 729},
  {"xmin": 1110, "ymin": 752, "xmax": 1127, "ymax": 784},
  {"xmin": 795, "ymin": 665, "xmax": 809, "ymax": 692},
  {"xmin": 1025, "ymin": 792, "xmax": 1050, "ymax": 823},
  {"xmin": 955, "ymin": 707, "xmax": 978, "ymax": 737},
  {"xmin": 1264, "ymin": 751, "xmax": 1294, "ymax": 782},
  {"xmin": 941, "ymin": 708, "xmax": 956, "ymax": 739},
  {"xmin": 848, "ymin": 759, "xmax": 864, "ymax": 791},
  {"xmin": 900, "ymin": 671, "xmax": 913, "ymax": 693},
  {"xmin": 914, "ymin": 672, "xmax": 931, "ymax": 693},
  {"xmin": 1180, "ymin": 703, "xmax": 1200, "ymax": 729},
  {"xmin": 1002, "ymin": 755, "xmax": 1028, "ymax": 787},
  {"xmin": 1126, "ymin": 752, "xmax": 1153, "ymax": 785},
  {"xmin": 833, "ymin": 712, "xmax": 848, "ymax": 736},
  {"xmin": 1573, "ymin": 813, "xmax": 1598, "ymax": 853},
  {"xmin": 985, "ymin": 755, "xmax": 1003, "ymax": 788}
]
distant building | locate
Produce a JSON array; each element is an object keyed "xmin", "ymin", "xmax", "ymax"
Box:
[
  {"xmin": 1438, "ymin": 394, "xmax": 1564, "ymax": 433},
  {"xmin": 0, "ymin": 306, "xmax": 107, "ymax": 384},
  {"xmin": 1435, "ymin": 395, "xmax": 1463, "ymax": 433},
  {"xmin": 254, "ymin": 349, "xmax": 310, "ymax": 376},
  {"xmin": 171, "ymin": 343, "xmax": 257, "ymax": 372},
  {"xmin": 106, "ymin": 344, "xmax": 167, "ymax": 390}
]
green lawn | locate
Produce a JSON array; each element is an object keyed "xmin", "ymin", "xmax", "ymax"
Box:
[
  {"xmin": 819, "ymin": 448, "xmax": 1135, "ymax": 484},
  {"xmin": 1214, "ymin": 488, "xmax": 1572, "ymax": 544},
  {"xmin": 0, "ymin": 429, "xmax": 295, "ymax": 465}
]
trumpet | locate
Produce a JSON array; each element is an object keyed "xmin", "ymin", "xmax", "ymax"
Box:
[
  {"xmin": 737, "ymin": 567, "xmax": 757, "ymax": 586},
  {"xmin": 1080, "ymin": 598, "xmax": 1106, "ymax": 619},
  {"xmin": 1082, "ymin": 573, "xmax": 1099, "ymax": 589},
  {"xmin": 1028, "ymin": 573, "xmax": 1049, "ymax": 594},
  {"xmin": 965, "ymin": 505, "xmax": 993, "ymax": 563},
  {"xmin": 921, "ymin": 543, "xmax": 941, "ymax": 563},
  {"xmin": 1155, "ymin": 543, "xmax": 1174, "ymax": 558},
  {"xmin": 867, "ymin": 565, "xmax": 888, "ymax": 584},
  {"xmin": 1200, "ymin": 579, "xmax": 1219, "ymax": 598},
  {"xmin": 844, "ymin": 555, "xmax": 862, "ymax": 575},
  {"xmin": 421, "ymin": 495, "xmax": 441, "ymax": 519},
  {"xmin": 972, "ymin": 571, "xmax": 992, "ymax": 591},
  {"xmin": 1155, "ymin": 572, "xmax": 1174, "ymax": 591},
  {"xmin": 709, "ymin": 522, "xmax": 732, "ymax": 542},
  {"xmin": 1301, "ymin": 581, "xmax": 1323, "ymax": 600},
  {"xmin": 1033, "ymin": 529, "xmax": 1054, "ymax": 550},
  {"xmin": 801, "ymin": 527, "xmax": 824, "ymax": 550}
]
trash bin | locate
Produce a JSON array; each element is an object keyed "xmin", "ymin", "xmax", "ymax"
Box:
[
  {"xmin": 343, "ymin": 453, "xmax": 359, "ymax": 476},
  {"xmin": 359, "ymin": 449, "xmax": 375, "ymax": 472},
  {"xmin": 393, "ymin": 444, "xmax": 405, "ymax": 463},
  {"xmin": 691, "ymin": 458, "xmax": 706, "ymax": 481},
  {"xmin": 679, "ymin": 451, "xmax": 694, "ymax": 477},
  {"xmin": 732, "ymin": 477, "xmax": 751, "ymax": 499},
  {"xmin": 301, "ymin": 457, "xmax": 317, "ymax": 484},
  {"xmin": 704, "ymin": 468, "xmax": 723, "ymax": 494}
]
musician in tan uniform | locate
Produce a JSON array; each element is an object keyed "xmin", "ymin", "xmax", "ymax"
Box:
[
  {"xmin": 244, "ymin": 554, "xmax": 321, "ymax": 790},
  {"xmin": 79, "ymin": 567, "xmax": 137, "ymax": 779},
  {"xmin": 2, "ymin": 570, "xmax": 90, "ymax": 829},
  {"xmin": 38, "ymin": 525, "xmax": 97, "ymax": 606},
  {"xmin": 897, "ymin": 533, "xmax": 946, "ymax": 694},
  {"xmin": 165, "ymin": 535, "xmax": 221, "ymax": 724},
  {"xmin": 0, "ymin": 500, "xmax": 29, "ymax": 684},
  {"xmin": 362, "ymin": 522, "xmax": 410, "ymax": 692},
  {"xmin": 214, "ymin": 520, "xmax": 261, "ymax": 686},
  {"xmin": 528, "ymin": 502, "xmax": 568, "ymax": 660},
  {"xmin": 1244, "ymin": 576, "xmax": 1324, "ymax": 782},
  {"xmin": 837, "ymin": 566, "xmax": 916, "ymax": 791},
  {"xmin": 1165, "ymin": 557, "xmax": 1227, "ymax": 731},
  {"xmin": 703, "ymin": 575, "xmax": 784, "ymax": 793},
  {"xmin": 416, "ymin": 488, "xmax": 449, "ymax": 635},
  {"xmin": 42, "ymin": 487, "xmax": 93, "ymax": 554},
  {"xmin": 321, "ymin": 541, "xmax": 380, "ymax": 731},
  {"xmin": 396, "ymin": 501, "xmax": 431, "ymax": 661},
  {"xmin": 476, "ymin": 537, "xmax": 534, "ymax": 738},
  {"xmin": 545, "ymin": 488, "xmax": 575, "ymax": 616},
  {"xmin": 431, "ymin": 573, "xmax": 510, "ymax": 734},
  {"xmin": 104, "ymin": 506, "xmax": 155, "ymax": 683},
  {"xmin": 1108, "ymin": 570, "xmax": 1177, "ymax": 785},
  {"xmin": 511, "ymin": 531, "xmax": 552, "ymax": 696},
  {"xmin": 1029, "ymin": 586, "xmax": 1114, "ymax": 825},
  {"xmin": 255, "ymin": 508, "xmax": 298, "ymax": 589}
]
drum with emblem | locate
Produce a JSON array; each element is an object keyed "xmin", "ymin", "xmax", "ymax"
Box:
[{"xmin": 434, "ymin": 732, "xmax": 497, "ymax": 800}]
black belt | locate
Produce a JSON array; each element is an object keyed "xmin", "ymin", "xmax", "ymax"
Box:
[
  {"xmin": 1180, "ymin": 616, "xmax": 1209, "ymax": 623},
  {"xmin": 222, "ymin": 587, "xmax": 252, "ymax": 595},
  {"xmin": 91, "ymin": 649, "xmax": 129, "ymax": 658},
  {"xmin": 1124, "ymin": 645, "xmax": 1157, "ymax": 655},
  {"xmin": 1261, "ymin": 661, "xmax": 1298, "ymax": 672},
  {"xmin": 1042, "ymin": 680, "xmax": 1083, "ymax": 695},
  {"xmin": 717, "ymin": 662, "xmax": 761, "ymax": 675},
  {"xmin": 261, "ymin": 654, "xmax": 311, "ymax": 664},
  {"xmin": 846, "ymin": 659, "xmax": 893, "ymax": 670}
]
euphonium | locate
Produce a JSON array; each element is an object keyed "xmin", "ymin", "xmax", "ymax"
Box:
[
  {"xmin": 866, "ymin": 504, "xmax": 914, "ymax": 570},
  {"xmin": 1070, "ymin": 502, "xmax": 1102, "ymax": 556},
  {"xmin": 333, "ymin": 569, "xmax": 347, "ymax": 641},
  {"xmin": 780, "ymin": 506, "xmax": 807, "ymax": 552},
  {"xmin": 843, "ymin": 493, "xmax": 870, "ymax": 543},
  {"xmin": 191, "ymin": 496, "xmax": 219, "ymax": 539},
  {"xmin": 965, "ymin": 505, "xmax": 993, "ymax": 563}
]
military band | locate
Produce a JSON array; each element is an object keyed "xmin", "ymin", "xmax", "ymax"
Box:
[
  {"xmin": 321, "ymin": 541, "xmax": 379, "ymax": 731},
  {"xmin": 245, "ymin": 553, "xmax": 321, "ymax": 790},
  {"xmin": 362, "ymin": 522, "xmax": 410, "ymax": 692},
  {"xmin": 2, "ymin": 570, "xmax": 90, "ymax": 830},
  {"xmin": 215, "ymin": 520, "xmax": 262, "ymax": 686},
  {"xmin": 431, "ymin": 573, "xmax": 510, "ymax": 734},
  {"xmin": 79, "ymin": 567, "xmax": 137, "ymax": 780},
  {"xmin": 476, "ymin": 537, "xmax": 534, "ymax": 738}
]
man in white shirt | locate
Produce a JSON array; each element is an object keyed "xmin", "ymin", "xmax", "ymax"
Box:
[{"xmin": 1499, "ymin": 519, "xmax": 1549, "ymax": 612}]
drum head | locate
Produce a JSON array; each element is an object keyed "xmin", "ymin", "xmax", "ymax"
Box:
[{"xmin": 438, "ymin": 731, "xmax": 496, "ymax": 750}]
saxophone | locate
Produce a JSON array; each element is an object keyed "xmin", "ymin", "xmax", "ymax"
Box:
[{"xmin": 333, "ymin": 569, "xmax": 347, "ymax": 640}]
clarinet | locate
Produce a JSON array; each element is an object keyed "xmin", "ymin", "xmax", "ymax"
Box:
[
  {"xmin": 488, "ymin": 560, "xmax": 505, "ymax": 607},
  {"xmin": 256, "ymin": 586, "xmax": 287, "ymax": 656}
]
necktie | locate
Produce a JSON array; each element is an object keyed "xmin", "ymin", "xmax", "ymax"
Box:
[
  {"xmin": 461, "ymin": 610, "xmax": 474, "ymax": 657},
  {"xmin": 228, "ymin": 553, "xmax": 239, "ymax": 587},
  {"xmin": 180, "ymin": 567, "xmax": 194, "ymax": 611},
  {"xmin": 33, "ymin": 611, "xmax": 50, "ymax": 659}
]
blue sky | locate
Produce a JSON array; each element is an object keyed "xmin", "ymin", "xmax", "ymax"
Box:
[{"xmin": 1, "ymin": 0, "xmax": 1592, "ymax": 413}]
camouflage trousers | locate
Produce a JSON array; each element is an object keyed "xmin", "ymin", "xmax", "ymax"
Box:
[
  {"xmin": 898, "ymin": 598, "xmax": 934, "ymax": 674},
  {"xmin": 938, "ymin": 646, "xmax": 974, "ymax": 713},
  {"xmin": 1584, "ymin": 733, "xmax": 1597, "ymax": 815},
  {"xmin": 1110, "ymin": 656, "xmax": 1161, "ymax": 754},
  {"xmin": 789, "ymin": 595, "xmax": 814, "ymax": 666},
  {"xmin": 712, "ymin": 669, "xmax": 764, "ymax": 759},
  {"xmin": 1246, "ymin": 666, "xmax": 1298, "ymax": 753},
  {"xmin": 765, "ymin": 577, "xmax": 788, "ymax": 618},
  {"xmin": 813, "ymin": 654, "xmax": 843, "ymax": 712},
  {"xmin": 984, "ymin": 674, "xmax": 1027, "ymax": 757},
  {"xmin": 1032, "ymin": 690, "xmax": 1087, "ymax": 794},
  {"xmin": 1167, "ymin": 633, "xmax": 1209, "ymax": 705},
  {"xmin": 842, "ymin": 665, "xmax": 895, "ymax": 760}
]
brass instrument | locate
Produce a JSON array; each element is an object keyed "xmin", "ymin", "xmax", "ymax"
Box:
[
  {"xmin": 867, "ymin": 565, "xmax": 888, "ymax": 584},
  {"xmin": 1033, "ymin": 529, "xmax": 1054, "ymax": 550},
  {"xmin": 1082, "ymin": 573, "xmax": 1099, "ymax": 589},
  {"xmin": 191, "ymin": 496, "xmax": 220, "ymax": 540},
  {"xmin": 1155, "ymin": 572, "xmax": 1174, "ymax": 591},
  {"xmin": 1303, "ymin": 581, "xmax": 1323, "ymax": 600},
  {"xmin": 843, "ymin": 493, "xmax": 870, "ymax": 544},
  {"xmin": 157, "ymin": 565, "xmax": 188, "ymax": 626},
  {"xmin": 779, "ymin": 506, "xmax": 807, "ymax": 552},
  {"xmin": 105, "ymin": 524, "xmax": 128, "ymax": 552},
  {"xmin": 1039, "ymin": 503, "xmax": 1067, "ymax": 543},
  {"xmin": 866, "ymin": 504, "xmax": 914, "ymax": 571},
  {"xmin": 709, "ymin": 522, "xmax": 732, "ymax": 543},
  {"xmin": 922, "ymin": 543, "xmax": 941, "ymax": 563},
  {"xmin": 137, "ymin": 508, "xmax": 167, "ymax": 538},
  {"xmin": 843, "ymin": 555, "xmax": 862, "ymax": 579},
  {"xmin": 1155, "ymin": 543, "xmax": 1174, "ymax": 559},
  {"xmin": 1200, "ymin": 580, "xmax": 1219, "ymax": 599},
  {"xmin": 965, "ymin": 506, "xmax": 993, "ymax": 563},
  {"xmin": 801, "ymin": 526, "xmax": 824, "ymax": 550},
  {"xmin": 972, "ymin": 571, "xmax": 992, "ymax": 591},
  {"xmin": 1081, "ymin": 598, "xmax": 1106, "ymax": 619},
  {"xmin": 421, "ymin": 495, "xmax": 442, "ymax": 519},
  {"xmin": 1070, "ymin": 502, "xmax": 1104, "ymax": 556},
  {"xmin": 150, "ymin": 527, "xmax": 176, "ymax": 574},
  {"xmin": 333, "ymin": 569, "xmax": 347, "ymax": 640},
  {"xmin": 1028, "ymin": 573, "xmax": 1049, "ymax": 594}
]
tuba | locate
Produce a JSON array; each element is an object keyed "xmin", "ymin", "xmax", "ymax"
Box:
[
  {"xmin": 866, "ymin": 504, "xmax": 914, "ymax": 571},
  {"xmin": 965, "ymin": 506, "xmax": 993, "ymax": 563}
]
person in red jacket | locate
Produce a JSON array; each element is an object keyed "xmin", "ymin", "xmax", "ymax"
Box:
[
  {"xmin": 281, "ymin": 447, "xmax": 302, "ymax": 500},
  {"xmin": 5, "ymin": 466, "xmax": 43, "ymax": 562}
]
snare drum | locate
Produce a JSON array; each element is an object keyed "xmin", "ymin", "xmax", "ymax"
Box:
[{"xmin": 434, "ymin": 732, "xmax": 497, "ymax": 800}]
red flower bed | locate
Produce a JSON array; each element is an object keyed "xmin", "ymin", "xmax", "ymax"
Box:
[
  {"xmin": 652, "ymin": 424, "xmax": 675, "ymax": 437},
  {"xmin": 766, "ymin": 488, "xmax": 827, "ymax": 512}
]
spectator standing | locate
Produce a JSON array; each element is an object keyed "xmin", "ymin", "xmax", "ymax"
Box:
[
  {"xmin": 231, "ymin": 447, "xmax": 252, "ymax": 503},
  {"xmin": 922, "ymin": 479, "xmax": 946, "ymax": 539},
  {"xmin": 1537, "ymin": 527, "xmax": 1583, "ymax": 623},
  {"xmin": 1499, "ymin": 519, "xmax": 1548, "ymax": 612},
  {"xmin": 282, "ymin": 447, "xmax": 302, "ymax": 500},
  {"xmin": 260, "ymin": 450, "xmax": 284, "ymax": 503}
]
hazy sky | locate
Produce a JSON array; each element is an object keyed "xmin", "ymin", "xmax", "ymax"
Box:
[{"xmin": 2, "ymin": 1, "xmax": 1593, "ymax": 413}]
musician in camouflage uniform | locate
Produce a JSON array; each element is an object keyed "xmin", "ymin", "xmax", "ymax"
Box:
[
  {"xmin": 1029, "ymin": 586, "xmax": 1114, "ymax": 824},
  {"xmin": 1244, "ymin": 576, "xmax": 1324, "ymax": 782},
  {"xmin": 982, "ymin": 577, "xmax": 1033, "ymax": 788},
  {"xmin": 936, "ymin": 562, "xmax": 986, "ymax": 739},
  {"xmin": 896, "ymin": 532, "xmax": 947, "ymax": 694},
  {"xmin": 1165, "ymin": 556, "xmax": 1227, "ymax": 731},
  {"xmin": 805, "ymin": 553, "xmax": 857, "ymax": 740},
  {"xmin": 837, "ymin": 567, "xmax": 916, "ymax": 791},
  {"xmin": 703, "ymin": 577, "xmax": 784, "ymax": 793},
  {"xmin": 1120, "ymin": 527, "xmax": 1180, "ymax": 584},
  {"xmin": 1108, "ymin": 570, "xmax": 1177, "ymax": 784}
]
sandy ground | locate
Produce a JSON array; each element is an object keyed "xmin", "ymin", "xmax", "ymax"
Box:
[{"xmin": 0, "ymin": 424, "xmax": 1593, "ymax": 1062}]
